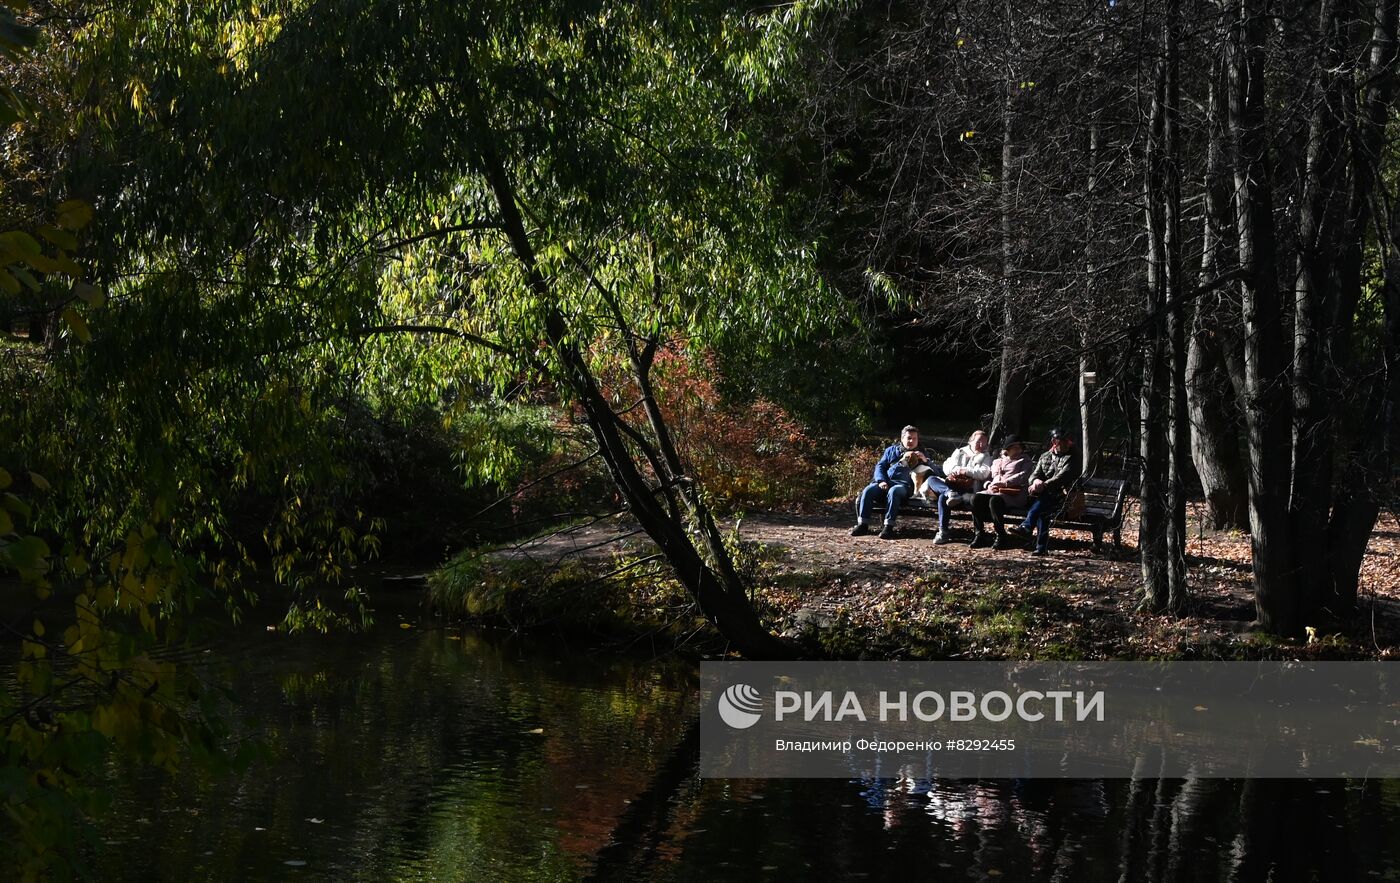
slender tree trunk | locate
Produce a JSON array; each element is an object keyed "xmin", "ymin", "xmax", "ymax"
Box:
[
  {"xmin": 630, "ymin": 347, "xmax": 753, "ymax": 606},
  {"xmin": 1081, "ymin": 122, "xmax": 1103, "ymax": 476},
  {"xmin": 1079, "ymin": 347, "xmax": 1100, "ymax": 474},
  {"xmin": 993, "ymin": 87, "xmax": 1029, "ymax": 445},
  {"xmin": 1228, "ymin": 0, "xmax": 1298, "ymax": 636},
  {"xmin": 471, "ymin": 111, "xmax": 793, "ymax": 660},
  {"xmin": 1163, "ymin": 0, "xmax": 1189, "ymax": 612},
  {"xmin": 1141, "ymin": 45, "xmax": 1170, "ymax": 611}
]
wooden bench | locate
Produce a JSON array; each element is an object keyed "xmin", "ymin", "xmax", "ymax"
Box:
[
  {"xmin": 881, "ymin": 476, "xmax": 1129, "ymax": 552},
  {"xmin": 1062, "ymin": 476, "xmax": 1130, "ymax": 551}
]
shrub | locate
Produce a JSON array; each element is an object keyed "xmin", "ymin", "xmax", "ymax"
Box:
[
  {"xmin": 427, "ymin": 544, "xmax": 704, "ymax": 639},
  {"xmin": 599, "ymin": 344, "xmax": 821, "ymax": 511},
  {"xmin": 828, "ymin": 442, "xmax": 877, "ymax": 501}
]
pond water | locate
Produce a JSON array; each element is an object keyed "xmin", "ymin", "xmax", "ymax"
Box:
[{"xmin": 84, "ymin": 601, "xmax": 1400, "ymax": 881}]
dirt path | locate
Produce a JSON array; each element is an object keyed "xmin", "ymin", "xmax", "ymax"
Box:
[
  {"xmin": 498, "ymin": 503, "xmax": 1208, "ymax": 597},
  {"xmin": 492, "ymin": 502, "xmax": 1400, "ymax": 658}
]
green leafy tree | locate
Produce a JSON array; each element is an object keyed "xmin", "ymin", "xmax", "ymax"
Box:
[
  {"xmin": 57, "ymin": 0, "xmax": 851, "ymax": 657},
  {"xmin": 0, "ymin": 2, "xmax": 854, "ymax": 866},
  {"xmin": 1, "ymin": 6, "xmax": 250, "ymax": 876}
]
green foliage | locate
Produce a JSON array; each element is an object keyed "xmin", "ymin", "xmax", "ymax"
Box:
[
  {"xmin": 0, "ymin": 0, "xmax": 36, "ymax": 125},
  {"xmin": 725, "ymin": 0, "xmax": 859, "ymax": 98},
  {"xmin": 64, "ymin": 0, "xmax": 850, "ymax": 388},
  {"xmin": 1, "ymin": 30, "xmax": 249, "ymax": 869},
  {"xmin": 448, "ymin": 401, "xmax": 560, "ymax": 491},
  {"xmin": 428, "ymin": 545, "xmax": 699, "ymax": 639},
  {"xmin": 0, "ymin": 0, "xmax": 868, "ymax": 870},
  {"xmin": 24, "ymin": 0, "xmax": 858, "ymax": 580},
  {"xmin": 0, "ymin": 203, "xmax": 242, "ymax": 877},
  {"xmin": 713, "ymin": 324, "xmax": 880, "ymax": 431}
]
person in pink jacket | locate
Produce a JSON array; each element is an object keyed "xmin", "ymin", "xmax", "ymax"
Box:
[{"xmin": 969, "ymin": 437, "xmax": 1031, "ymax": 549}]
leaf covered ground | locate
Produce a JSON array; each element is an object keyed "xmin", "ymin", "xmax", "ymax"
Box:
[{"xmin": 461, "ymin": 501, "xmax": 1400, "ymax": 660}]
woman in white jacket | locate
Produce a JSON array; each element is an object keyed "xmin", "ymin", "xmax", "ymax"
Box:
[{"xmin": 933, "ymin": 430, "xmax": 992, "ymax": 544}]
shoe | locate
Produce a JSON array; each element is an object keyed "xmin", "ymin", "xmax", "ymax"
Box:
[
  {"xmin": 878, "ymin": 523, "xmax": 895, "ymax": 539},
  {"xmin": 969, "ymin": 532, "xmax": 991, "ymax": 549},
  {"xmin": 1031, "ymin": 547, "xmax": 1048, "ymax": 557},
  {"xmin": 1007, "ymin": 524, "xmax": 1030, "ymax": 538},
  {"xmin": 933, "ymin": 531, "xmax": 949, "ymax": 545},
  {"xmin": 991, "ymin": 535, "xmax": 1009, "ymax": 550},
  {"xmin": 850, "ymin": 523, "xmax": 870, "ymax": 536}
]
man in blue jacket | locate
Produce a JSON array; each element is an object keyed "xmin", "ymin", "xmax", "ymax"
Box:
[{"xmin": 851, "ymin": 425, "xmax": 930, "ymax": 539}]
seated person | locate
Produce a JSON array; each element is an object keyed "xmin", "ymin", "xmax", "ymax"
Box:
[
  {"xmin": 1008, "ymin": 428, "xmax": 1082, "ymax": 555},
  {"xmin": 851, "ymin": 425, "xmax": 928, "ymax": 540},
  {"xmin": 967, "ymin": 436, "xmax": 1030, "ymax": 549},
  {"xmin": 931, "ymin": 429, "xmax": 993, "ymax": 545}
]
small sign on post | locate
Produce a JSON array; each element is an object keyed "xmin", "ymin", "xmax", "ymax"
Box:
[{"xmin": 1079, "ymin": 367, "xmax": 1099, "ymax": 473}]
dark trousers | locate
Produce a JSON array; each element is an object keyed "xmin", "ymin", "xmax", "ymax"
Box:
[
  {"xmin": 1020, "ymin": 498, "xmax": 1056, "ymax": 551},
  {"xmin": 857, "ymin": 481, "xmax": 911, "ymax": 525},
  {"xmin": 971, "ymin": 493, "xmax": 1010, "ymax": 534}
]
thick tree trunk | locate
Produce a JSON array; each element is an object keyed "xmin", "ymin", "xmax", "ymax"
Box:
[
  {"xmin": 1188, "ymin": 59, "xmax": 1249, "ymax": 532},
  {"xmin": 1330, "ymin": 157, "xmax": 1400, "ymax": 614},
  {"xmin": 1187, "ymin": 312, "xmax": 1248, "ymax": 530},
  {"xmin": 1229, "ymin": 0, "xmax": 1298, "ymax": 636},
  {"xmin": 993, "ymin": 328, "xmax": 1029, "ymax": 444},
  {"xmin": 1323, "ymin": 0, "xmax": 1398, "ymax": 616},
  {"xmin": 1290, "ymin": 0, "xmax": 1347, "ymax": 622}
]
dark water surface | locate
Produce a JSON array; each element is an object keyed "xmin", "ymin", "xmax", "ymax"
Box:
[{"xmin": 84, "ymin": 605, "xmax": 1400, "ymax": 881}]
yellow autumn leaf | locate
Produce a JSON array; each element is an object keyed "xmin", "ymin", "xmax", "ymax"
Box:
[
  {"xmin": 56, "ymin": 200, "xmax": 94, "ymax": 231},
  {"xmin": 61, "ymin": 307, "xmax": 92, "ymax": 342}
]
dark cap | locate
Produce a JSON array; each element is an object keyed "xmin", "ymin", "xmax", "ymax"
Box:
[
  {"xmin": 1001, "ymin": 435, "xmax": 1023, "ymax": 450},
  {"xmin": 1049, "ymin": 427, "xmax": 1075, "ymax": 441}
]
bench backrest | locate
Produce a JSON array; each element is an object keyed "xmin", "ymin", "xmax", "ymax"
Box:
[{"xmin": 1077, "ymin": 477, "xmax": 1127, "ymax": 521}]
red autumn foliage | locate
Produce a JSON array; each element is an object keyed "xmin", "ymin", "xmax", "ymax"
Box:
[{"xmin": 544, "ymin": 343, "xmax": 813, "ymax": 512}]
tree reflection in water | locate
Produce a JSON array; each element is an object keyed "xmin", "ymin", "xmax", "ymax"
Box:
[
  {"xmin": 71, "ymin": 621, "xmax": 1398, "ymax": 882},
  {"xmin": 637, "ymin": 773, "xmax": 1398, "ymax": 881}
]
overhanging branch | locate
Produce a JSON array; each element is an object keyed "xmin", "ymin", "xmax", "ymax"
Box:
[{"xmin": 371, "ymin": 221, "xmax": 505, "ymax": 254}]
